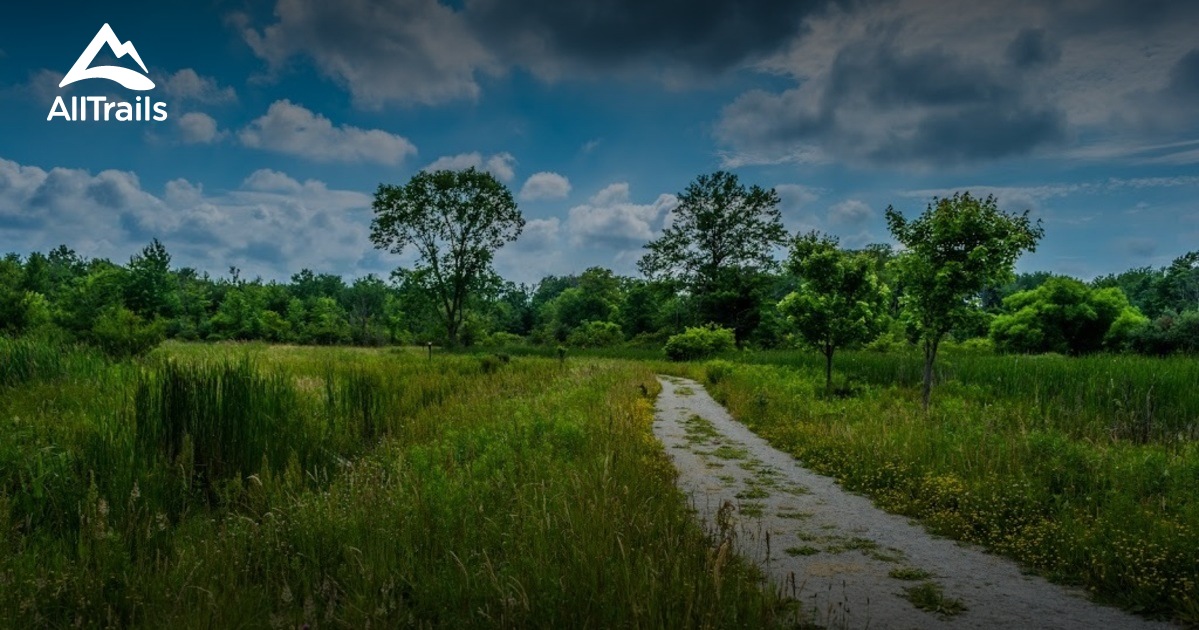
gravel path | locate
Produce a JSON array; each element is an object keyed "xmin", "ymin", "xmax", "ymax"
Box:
[{"xmin": 653, "ymin": 375, "xmax": 1169, "ymax": 630}]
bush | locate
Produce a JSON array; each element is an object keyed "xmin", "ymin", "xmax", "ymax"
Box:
[
  {"xmin": 566, "ymin": 320, "xmax": 624, "ymax": 348},
  {"xmin": 664, "ymin": 325, "xmax": 735, "ymax": 361},
  {"xmin": 705, "ymin": 359, "xmax": 736, "ymax": 385},
  {"xmin": 89, "ymin": 305, "xmax": 164, "ymax": 357},
  {"xmin": 482, "ymin": 331, "xmax": 525, "ymax": 347},
  {"xmin": 1129, "ymin": 310, "xmax": 1199, "ymax": 355}
]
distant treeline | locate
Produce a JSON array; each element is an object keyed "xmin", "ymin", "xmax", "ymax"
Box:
[{"xmin": 1, "ymin": 238, "xmax": 1195, "ymax": 357}]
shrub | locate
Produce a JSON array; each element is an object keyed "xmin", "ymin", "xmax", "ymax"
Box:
[
  {"xmin": 566, "ymin": 320, "xmax": 624, "ymax": 348},
  {"xmin": 705, "ymin": 359, "xmax": 736, "ymax": 385},
  {"xmin": 89, "ymin": 305, "xmax": 164, "ymax": 357},
  {"xmin": 664, "ymin": 325, "xmax": 735, "ymax": 361},
  {"xmin": 483, "ymin": 331, "xmax": 525, "ymax": 347}
]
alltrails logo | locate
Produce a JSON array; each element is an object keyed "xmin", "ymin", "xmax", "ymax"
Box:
[{"xmin": 47, "ymin": 23, "xmax": 168, "ymax": 122}]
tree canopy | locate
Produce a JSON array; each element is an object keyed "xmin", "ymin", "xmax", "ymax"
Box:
[
  {"xmin": 886, "ymin": 192, "xmax": 1043, "ymax": 408},
  {"xmin": 637, "ymin": 171, "xmax": 786, "ymax": 342},
  {"xmin": 370, "ymin": 167, "xmax": 524, "ymax": 347}
]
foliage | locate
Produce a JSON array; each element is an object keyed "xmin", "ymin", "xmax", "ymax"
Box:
[
  {"xmin": 565, "ymin": 320, "xmax": 624, "ymax": 348},
  {"xmin": 370, "ymin": 167, "xmax": 524, "ymax": 347},
  {"xmin": 778, "ymin": 231, "xmax": 888, "ymax": 389},
  {"xmin": 886, "ymin": 192, "xmax": 1043, "ymax": 407},
  {"xmin": 89, "ymin": 304, "xmax": 165, "ymax": 357},
  {"xmin": 1128, "ymin": 310, "xmax": 1199, "ymax": 355},
  {"xmin": 0, "ymin": 343, "xmax": 789, "ymax": 627},
  {"xmin": 989, "ymin": 276, "xmax": 1146, "ymax": 354},
  {"xmin": 678, "ymin": 357, "xmax": 1199, "ymax": 623},
  {"xmin": 664, "ymin": 324, "xmax": 736, "ymax": 361},
  {"xmin": 638, "ymin": 171, "xmax": 786, "ymax": 341}
]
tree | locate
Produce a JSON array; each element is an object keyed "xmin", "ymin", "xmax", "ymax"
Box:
[
  {"xmin": 778, "ymin": 232, "xmax": 887, "ymax": 392},
  {"xmin": 370, "ymin": 167, "xmax": 523, "ymax": 347},
  {"xmin": 886, "ymin": 192, "xmax": 1043, "ymax": 409},
  {"xmin": 125, "ymin": 239, "xmax": 178, "ymax": 319},
  {"xmin": 638, "ymin": 171, "xmax": 786, "ymax": 343},
  {"xmin": 989, "ymin": 277, "xmax": 1146, "ymax": 354}
]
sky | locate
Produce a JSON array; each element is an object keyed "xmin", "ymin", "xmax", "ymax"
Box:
[{"xmin": 0, "ymin": 0, "xmax": 1196, "ymax": 284}]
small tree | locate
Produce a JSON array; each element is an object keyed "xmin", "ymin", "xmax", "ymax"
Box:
[
  {"xmin": 778, "ymin": 232, "xmax": 887, "ymax": 392},
  {"xmin": 886, "ymin": 192, "xmax": 1043, "ymax": 409},
  {"xmin": 370, "ymin": 168, "xmax": 523, "ymax": 347},
  {"xmin": 638, "ymin": 171, "xmax": 786, "ymax": 342}
]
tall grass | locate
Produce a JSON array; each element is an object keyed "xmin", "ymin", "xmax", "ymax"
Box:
[
  {"xmin": 682, "ymin": 358, "xmax": 1199, "ymax": 623},
  {"xmin": 730, "ymin": 348, "xmax": 1199, "ymax": 443},
  {"xmin": 0, "ymin": 336, "xmax": 106, "ymax": 388},
  {"xmin": 0, "ymin": 340, "xmax": 792, "ymax": 627}
]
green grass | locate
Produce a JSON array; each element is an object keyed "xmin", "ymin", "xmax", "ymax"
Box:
[
  {"xmin": 677, "ymin": 353, "xmax": 1199, "ymax": 623},
  {"xmin": 0, "ymin": 339, "xmax": 794, "ymax": 628},
  {"xmin": 889, "ymin": 567, "xmax": 934, "ymax": 581},
  {"xmin": 901, "ymin": 581, "xmax": 967, "ymax": 617}
]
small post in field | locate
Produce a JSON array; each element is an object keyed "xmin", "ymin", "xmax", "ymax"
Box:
[{"xmin": 427, "ymin": 341, "xmax": 432, "ymax": 360}]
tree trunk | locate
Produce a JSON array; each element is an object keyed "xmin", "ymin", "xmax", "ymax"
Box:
[
  {"xmin": 824, "ymin": 346, "xmax": 834, "ymax": 394},
  {"xmin": 921, "ymin": 337, "xmax": 939, "ymax": 410}
]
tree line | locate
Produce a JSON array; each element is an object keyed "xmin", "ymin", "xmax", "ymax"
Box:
[{"xmin": 2, "ymin": 168, "xmax": 1196, "ymax": 378}]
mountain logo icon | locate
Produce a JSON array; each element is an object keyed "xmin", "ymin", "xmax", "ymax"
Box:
[{"xmin": 59, "ymin": 23, "xmax": 155, "ymax": 91}]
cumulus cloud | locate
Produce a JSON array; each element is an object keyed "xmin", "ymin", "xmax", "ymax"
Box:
[
  {"xmin": 176, "ymin": 112, "xmax": 223, "ymax": 144},
  {"xmin": 519, "ymin": 171, "xmax": 571, "ymax": 201},
  {"xmin": 0, "ymin": 157, "xmax": 379, "ymax": 279},
  {"xmin": 566, "ymin": 183, "xmax": 677, "ymax": 248},
  {"xmin": 513, "ymin": 217, "xmax": 561, "ymax": 251},
  {"xmin": 827, "ymin": 199, "xmax": 873, "ymax": 226},
  {"xmin": 239, "ymin": 100, "xmax": 417, "ymax": 164},
  {"xmin": 238, "ymin": 0, "xmax": 496, "ymax": 107},
  {"xmin": 717, "ymin": 0, "xmax": 1199, "ymax": 167},
  {"xmin": 424, "ymin": 152, "xmax": 516, "ymax": 182},
  {"xmin": 466, "ymin": 0, "xmax": 835, "ymax": 82},
  {"xmin": 159, "ymin": 69, "xmax": 237, "ymax": 104}
]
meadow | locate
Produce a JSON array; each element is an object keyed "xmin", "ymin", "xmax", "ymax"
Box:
[
  {"xmin": 4, "ymin": 337, "xmax": 1198, "ymax": 626},
  {"xmin": 0, "ymin": 339, "xmax": 789, "ymax": 628},
  {"xmin": 657, "ymin": 348, "xmax": 1199, "ymax": 623}
]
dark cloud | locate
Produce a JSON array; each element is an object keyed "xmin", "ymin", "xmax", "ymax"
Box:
[
  {"xmin": 466, "ymin": 0, "xmax": 838, "ymax": 76},
  {"xmin": 1005, "ymin": 28, "xmax": 1061, "ymax": 69},
  {"xmin": 239, "ymin": 0, "xmax": 495, "ymax": 107},
  {"xmin": 1052, "ymin": 0, "xmax": 1199, "ymax": 34},
  {"xmin": 879, "ymin": 102, "xmax": 1067, "ymax": 163},
  {"xmin": 1167, "ymin": 49, "xmax": 1199, "ymax": 98},
  {"xmin": 719, "ymin": 39, "xmax": 1067, "ymax": 166}
]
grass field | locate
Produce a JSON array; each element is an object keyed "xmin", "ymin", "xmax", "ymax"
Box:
[
  {"xmin": 658, "ymin": 350, "xmax": 1199, "ymax": 623},
  {"xmin": 3, "ymin": 338, "xmax": 1198, "ymax": 625},
  {"xmin": 0, "ymin": 339, "xmax": 788, "ymax": 628}
]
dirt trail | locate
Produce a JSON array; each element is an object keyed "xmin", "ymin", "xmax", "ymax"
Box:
[{"xmin": 653, "ymin": 375, "xmax": 1168, "ymax": 630}]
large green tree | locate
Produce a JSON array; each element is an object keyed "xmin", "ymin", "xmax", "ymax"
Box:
[
  {"xmin": 778, "ymin": 232, "xmax": 888, "ymax": 391},
  {"xmin": 370, "ymin": 167, "xmax": 523, "ymax": 347},
  {"xmin": 990, "ymin": 276, "xmax": 1146, "ymax": 355},
  {"xmin": 886, "ymin": 192, "xmax": 1043, "ymax": 408},
  {"xmin": 637, "ymin": 171, "xmax": 786, "ymax": 343}
]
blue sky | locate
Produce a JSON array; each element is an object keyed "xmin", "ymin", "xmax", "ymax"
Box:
[{"xmin": 1, "ymin": 0, "xmax": 1196, "ymax": 284}]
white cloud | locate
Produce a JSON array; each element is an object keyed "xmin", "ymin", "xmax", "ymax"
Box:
[
  {"xmin": 239, "ymin": 100, "xmax": 417, "ymax": 164},
  {"xmin": 566, "ymin": 182, "xmax": 677, "ymax": 248},
  {"xmin": 0, "ymin": 157, "xmax": 378, "ymax": 280},
  {"xmin": 775, "ymin": 183, "xmax": 820, "ymax": 211},
  {"xmin": 519, "ymin": 171, "xmax": 571, "ymax": 201},
  {"xmin": 514, "ymin": 217, "xmax": 560, "ymax": 250},
  {"xmin": 241, "ymin": 169, "xmax": 305, "ymax": 193},
  {"xmin": 176, "ymin": 112, "xmax": 223, "ymax": 144},
  {"xmin": 238, "ymin": 0, "xmax": 496, "ymax": 107},
  {"xmin": 159, "ymin": 69, "xmax": 237, "ymax": 104},
  {"xmin": 424, "ymin": 151, "xmax": 516, "ymax": 182},
  {"xmin": 827, "ymin": 199, "xmax": 874, "ymax": 226}
]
